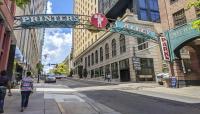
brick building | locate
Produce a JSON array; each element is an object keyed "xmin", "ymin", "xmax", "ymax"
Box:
[{"xmin": 159, "ymin": 0, "xmax": 200, "ymax": 86}]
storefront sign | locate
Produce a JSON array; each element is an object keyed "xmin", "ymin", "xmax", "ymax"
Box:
[
  {"xmin": 16, "ymin": 14, "xmax": 80, "ymax": 28},
  {"xmin": 90, "ymin": 13, "xmax": 108, "ymax": 29},
  {"xmin": 132, "ymin": 57, "xmax": 141, "ymax": 70},
  {"xmin": 160, "ymin": 37, "xmax": 170, "ymax": 61},
  {"xmin": 165, "ymin": 18, "xmax": 200, "ymax": 61},
  {"xmin": 111, "ymin": 20, "xmax": 157, "ymax": 39}
]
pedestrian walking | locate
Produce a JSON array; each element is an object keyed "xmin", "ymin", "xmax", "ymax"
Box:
[
  {"xmin": 0, "ymin": 70, "xmax": 11, "ymax": 113},
  {"xmin": 107, "ymin": 74, "xmax": 112, "ymax": 82},
  {"xmin": 20, "ymin": 71, "xmax": 33, "ymax": 112}
]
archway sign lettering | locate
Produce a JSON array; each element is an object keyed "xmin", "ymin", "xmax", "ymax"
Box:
[{"xmin": 14, "ymin": 13, "xmax": 158, "ymax": 40}]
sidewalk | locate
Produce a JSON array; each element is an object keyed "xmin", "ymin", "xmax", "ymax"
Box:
[{"xmin": 4, "ymin": 84, "xmax": 61, "ymax": 114}]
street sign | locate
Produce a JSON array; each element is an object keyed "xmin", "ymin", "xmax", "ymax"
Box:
[
  {"xmin": 171, "ymin": 76, "xmax": 177, "ymax": 88},
  {"xmin": 90, "ymin": 13, "xmax": 108, "ymax": 29},
  {"xmin": 132, "ymin": 57, "xmax": 141, "ymax": 70},
  {"xmin": 160, "ymin": 37, "xmax": 170, "ymax": 61}
]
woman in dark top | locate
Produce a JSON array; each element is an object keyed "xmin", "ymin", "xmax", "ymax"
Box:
[{"xmin": 0, "ymin": 70, "xmax": 11, "ymax": 113}]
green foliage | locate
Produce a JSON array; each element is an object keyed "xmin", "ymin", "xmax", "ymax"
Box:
[
  {"xmin": 51, "ymin": 63, "xmax": 69, "ymax": 75},
  {"xmin": 188, "ymin": 0, "xmax": 200, "ymax": 30},
  {"xmin": 36, "ymin": 62, "xmax": 43, "ymax": 75},
  {"xmin": 10, "ymin": 0, "xmax": 30, "ymax": 8}
]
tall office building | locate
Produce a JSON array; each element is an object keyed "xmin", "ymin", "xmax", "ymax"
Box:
[
  {"xmin": 159, "ymin": 0, "xmax": 200, "ymax": 86},
  {"xmin": 73, "ymin": 0, "xmax": 99, "ymax": 58},
  {"xmin": 14, "ymin": 0, "xmax": 47, "ymax": 74},
  {"xmin": 72, "ymin": 0, "xmax": 163, "ymax": 82}
]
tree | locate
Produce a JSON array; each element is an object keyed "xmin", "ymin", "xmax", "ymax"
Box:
[
  {"xmin": 36, "ymin": 61, "xmax": 43, "ymax": 83},
  {"xmin": 10, "ymin": 0, "xmax": 31, "ymax": 8},
  {"xmin": 188, "ymin": 0, "xmax": 200, "ymax": 30},
  {"xmin": 51, "ymin": 63, "xmax": 69, "ymax": 75}
]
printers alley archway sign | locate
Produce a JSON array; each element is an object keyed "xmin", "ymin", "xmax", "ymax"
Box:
[
  {"xmin": 14, "ymin": 14, "xmax": 158, "ymax": 41},
  {"xmin": 14, "ymin": 14, "xmax": 80, "ymax": 29}
]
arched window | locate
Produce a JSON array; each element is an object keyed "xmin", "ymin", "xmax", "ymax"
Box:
[
  {"xmin": 105, "ymin": 43, "xmax": 109, "ymax": 59},
  {"xmin": 91, "ymin": 53, "xmax": 94, "ymax": 65},
  {"xmin": 120, "ymin": 34, "xmax": 126, "ymax": 53},
  {"xmin": 100, "ymin": 47, "xmax": 103, "ymax": 62},
  {"xmin": 88, "ymin": 55, "xmax": 90, "ymax": 67},
  {"xmin": 95, "ymin": 50, "xmax": 98, "ymax": 64},
  {"xmin": 112, "ymin": 39, "xmax": 117, "ymax": 57}
]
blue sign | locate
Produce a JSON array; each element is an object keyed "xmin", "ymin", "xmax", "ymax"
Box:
[
  {"xmin": 111, "ymin": 20, "xmax": 157, "ymax": 39},
  {"xmin": 15, "ymin": 14, "xmax": 80, "ymax": 28},
  {"xmin": 171, "ymin": 77, "xmax": 177, "ymax": 88}
]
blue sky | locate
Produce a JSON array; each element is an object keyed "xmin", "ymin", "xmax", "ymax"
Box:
[{"xmin": 42, "ymin": 0, "xmax": 73, "ymax": 72}]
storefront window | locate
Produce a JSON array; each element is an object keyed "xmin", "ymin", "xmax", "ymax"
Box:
[
  {"xmin": 119, "ymin": 59, "xmax": 129, "ymax": 70},
  {"xmin": 105, "ymin": 64, "xmax": 110, "ymax": 75},
  {"xmin": 138, "ymin": 58, "xmax": 154, "ymax": 75},
  {"xmin": 99, "ymin": 66, "xmax": 104, "ymax": 77},
  {"xmin": 111, "ymin": 62, "xmax": 118, "ymax": 79},
  {"xmin": 88, "ymin": 55, "xmax": 90, "ymax": 67}
]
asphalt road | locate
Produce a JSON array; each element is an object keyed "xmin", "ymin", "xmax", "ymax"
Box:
[{"xmin": 57, "ymin": 78, "xmax": 200, "ymax": 114}]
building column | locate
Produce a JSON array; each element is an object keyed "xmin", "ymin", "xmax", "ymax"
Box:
[
  {"xmin": 117, "ymin": 61, "xmax": 121, "ymax": 81},
  {"xmin": 129, "ymin": 57, "xmax": 136, "ymax": 82},
  {"xmin": 173, "ymin": 59, "xmax": 186, "ymax": 87},
  {"xmin": 0, "ymin": 33, "xmax": 11, "ymax": 70},
  {"xmin": 0, "ymin": 24, "xmax": 5, "ymax": 51}
]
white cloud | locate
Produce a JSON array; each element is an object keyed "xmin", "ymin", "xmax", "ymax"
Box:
[
  {"xmin": 47, "ymin": 1, "xmax": 53, "ymax": 14},
  {"xmin": 42, "ymin": 1, "xmax": 72, "ymax": 73}
]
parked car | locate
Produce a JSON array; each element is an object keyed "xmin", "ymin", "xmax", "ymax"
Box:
[
  {"xmin": 55, "ymin": 75, "xmax": 66, "ymax": 79},
  {"xmin": 45, "ymin": 75, "xmax": 56, "ymax": 83},
  {"xmin": 156, "ymin": 73, "xmax": 169, "ymax": 85}
]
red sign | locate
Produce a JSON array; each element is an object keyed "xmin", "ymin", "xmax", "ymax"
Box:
[
  {"xmin": 160, "ymin": 37, "xmax": 170, "ymax": 61},
  {"xmin": 90, "ymin": 13, "xmax": 108, "ymax": 29}
]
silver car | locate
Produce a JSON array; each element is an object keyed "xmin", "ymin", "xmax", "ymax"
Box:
[{"xmin": 45, "ymin": 75, "xmax": 56, "ymax": 83}]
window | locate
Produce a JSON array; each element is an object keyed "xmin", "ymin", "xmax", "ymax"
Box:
[
  {"xmin": 95, "ymin": 50, "xmax": 98, "ymax": 64},
  {"xmin": 137, "ymin": 38, "xmax": 148, "ymax": 50},
  {"xmin": 138, "ymin": 58, "xmax": 154, "ymax": 75},
  {"xmin": 105, "ymin": 43, "xmax": 109, "ymax": 59},
  {"xmin": 173, "ymin": 9, "xmax": 187, "ymax": 27},
  {"xmin": 112, "ymin": 39, "xmax": 117, "ymax": 57},
  {"xmin": 105, "ymin": 64, "xmax": 110, "ymax": 75},
  {"xmin": 170, "ymin": 0, "xmax": 178, "ymax": 4},
  {"xmin": 120, "ymin": 34, "xmax": 126, "ymax": 53},
  {"xmin": 119, "ymin": 59, "xmax": 129, "ymax": 70},
  {"xmin": 91, "ymin": 53, "xmax": 94, "ymax": 65},
  {"xmin": 88, "ymin": 55, "xmax": 90, "ymax": 67},
  {"xmin": 99, "ymin": 66, "xmax": 104, "ymax": 77},
  {"xmin": 95, "ymin": 68, "xmax": 99, "ymax": 77},
  {"xmin": 85, "ymin": 57, "xmax": 87, "ymax": 68},
  {"xmin": 100, "ymin": 47, "xmax": 103, "ymax": 61},
  {"xmin": 137, "ymin": 0, "xmax": 160, "ymax": 22},
  {"xmin": 111, "ymin": 62, "xmax": 118, "ymax": 79}
]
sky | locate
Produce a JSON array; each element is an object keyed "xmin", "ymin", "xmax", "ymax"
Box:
[{"xmin": 42, "ymin": 0, "xmax": 73, "ymax": 73}]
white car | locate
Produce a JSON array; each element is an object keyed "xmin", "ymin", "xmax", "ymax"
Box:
[
  {"xmin": 45, "ymin": 75, "xmax": 56, "ymax": 83},
  {"xmin": 156, "ymin": 73, "xmax": 169, "ymax": 85}
]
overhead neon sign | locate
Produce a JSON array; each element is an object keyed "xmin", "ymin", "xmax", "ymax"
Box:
[
  {"xmin": 111, "ymin": 20, "xmax": 157, "ymax": 39},
  {"xmin": 15, "ymin": 14, "xmax": 80, "ymax": 28}
]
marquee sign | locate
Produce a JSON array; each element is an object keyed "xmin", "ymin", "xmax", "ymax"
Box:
[
  {"xmin": 165, "ymin": 18, "xmax": 200, "ymax": 61},
  {"xmin": 90, "ymin": 13, "xmax": 108, "ymax": 29},
  {"xmin": 15, "ymin": 14, "xmax": 80, "ymax": 28},
  {"xmin": 160, "ymin": 37, "xmax": 170, "ymax": 61},
  {"xmin": 111, "ymin": 20, "xmax": 157, "ymax": 39}
]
